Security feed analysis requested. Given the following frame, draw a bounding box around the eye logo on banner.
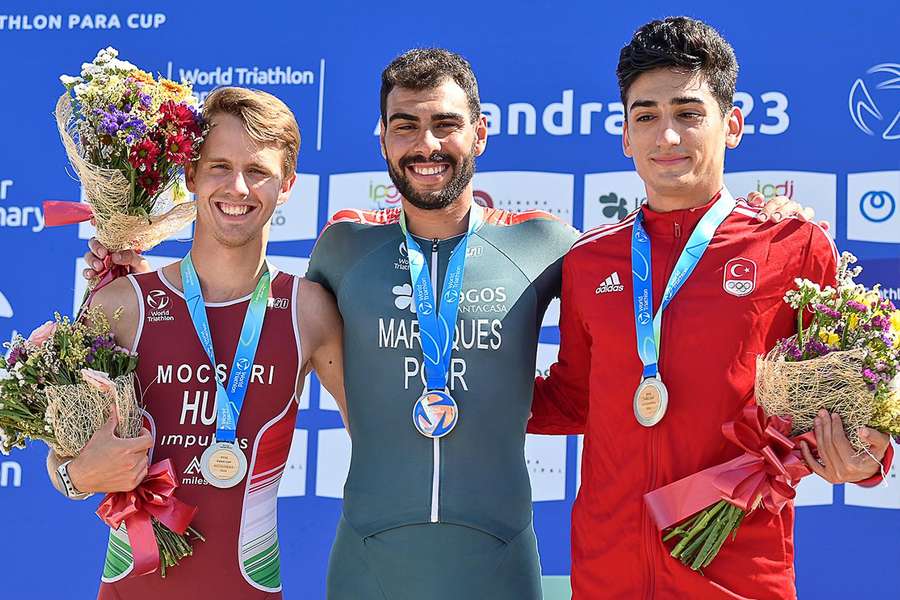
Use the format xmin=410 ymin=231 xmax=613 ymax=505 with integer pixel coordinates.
xmin=473 ymin=190 xmax=494 ymax=208
xmin=860 ymin=190 xmax=896 ymax=223
xmin=849 ymin=64 xmax=900 ymax=141
xmin=847 ymin=171 xmax=900 ymax=243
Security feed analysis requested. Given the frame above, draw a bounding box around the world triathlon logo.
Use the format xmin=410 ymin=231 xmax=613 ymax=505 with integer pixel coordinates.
xmin=859 ymin=190 xmax=896 ymax=223
xmin=849 ymin=64 xmax=900 ymax=141
xmin=146 ymin=289 xmax=170 ymax=310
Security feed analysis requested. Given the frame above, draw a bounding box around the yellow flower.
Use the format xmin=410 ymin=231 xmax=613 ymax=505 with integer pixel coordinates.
xmin=130 ymin=69 xmax=155 ymax=85
xmin=159 ymin=78 xmax=189 ymax=102
xmin=848 ymin=314 xmax=860 ymax=330
xmin=891 ymin=310 xmax=900 ymax=334
xmin=818 ymin=330 xmax=840 ymax=345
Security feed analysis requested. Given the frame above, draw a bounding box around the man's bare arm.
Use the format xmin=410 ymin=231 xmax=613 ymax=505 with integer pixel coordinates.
xmin=297 ymin=279 xmax=348 ymax=430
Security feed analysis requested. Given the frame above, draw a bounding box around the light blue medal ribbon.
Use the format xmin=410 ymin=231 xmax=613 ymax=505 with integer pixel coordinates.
xmin=400 ymin=204 xmax=483 ymax=437
xmin=631 ymin=189 xmax=736 ymax=380
xmin=180 ymin=253 xmax=271 ymax=444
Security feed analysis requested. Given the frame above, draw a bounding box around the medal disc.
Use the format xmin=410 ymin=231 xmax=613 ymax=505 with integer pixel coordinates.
xmin=412 ymin=390 xmax=459 ymax=438
xmin=200 ymin=441 xmax=248 ymax=488
xmin=634 ymin=377 xmax=668 ymax=427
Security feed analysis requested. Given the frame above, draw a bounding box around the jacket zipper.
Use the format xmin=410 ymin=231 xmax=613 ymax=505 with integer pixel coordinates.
xmin=644 ymin=218 xmax=683 ymax=600
xmin=430 ymin=238 xmax=441 ymax=523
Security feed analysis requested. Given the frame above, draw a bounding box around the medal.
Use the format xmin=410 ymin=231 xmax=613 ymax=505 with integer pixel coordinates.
xmin=181 ymin=254 xmax=271 ymax=487
xmin=412 ymin=390 xmax=459 ymax=438
xmin=630 ymin=190 xmax=736 ymax=427
xmin=200 ymin=441 xmax=249 ymax=489
xmin=400 ymin=205 xmax=483 ymax=439
xmin=633 ymin=377 xmax=668 ymax=427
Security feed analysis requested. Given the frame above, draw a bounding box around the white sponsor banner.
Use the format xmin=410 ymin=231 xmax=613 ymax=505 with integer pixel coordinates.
xmin=0 ymin=290 xmax=13 ymax=318
xmin=315 ymin=427 xmax=351 ymax=498
xmin=794 ymin=474 xmax=834 ymax=507
xmin=582 ymin=171 xmax=645 ymax=230
xmin=847 ymin=171 xmax=900 ymax=243
xmin=530 ymin=342 xmax=567 ymax=501
xmin=318 ymin=383 xmax=340 ymax=412
xmin=268 ymin=256 xmax=309 ymax=277
xmin=269 ymin=174 xmax=319 ymax=241
xmin=327 ymin=171 xmax=402 ymax=216
xmin=536 ymin=342 xmax=559 ymax=379
xmin=472 ymin=171 xmax=575 ymax=225
xmin=724 ymin=171 xmax=837 ymax=230
xmin=844 ymin=440 xmax=900 ymax=509
xmin=277 ymin=429 xmax=308 ymax=498
xmin=577 ymin=434 xmax=584 ymax=492
xmin=72 ymin=255 xmax=178 ymax=316
xmin=542 ymin=297 xmax=560 ymax=328
xmin=525 ymin=434 xmax=567 ymax=501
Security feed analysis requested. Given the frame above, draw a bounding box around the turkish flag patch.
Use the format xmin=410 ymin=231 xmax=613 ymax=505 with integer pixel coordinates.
xmin=723 ymin=257 xmax=757 ymax=297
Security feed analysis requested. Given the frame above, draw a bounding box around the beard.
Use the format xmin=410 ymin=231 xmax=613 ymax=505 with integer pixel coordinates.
xmin=386 ymin=143 xmax=476 ymax=211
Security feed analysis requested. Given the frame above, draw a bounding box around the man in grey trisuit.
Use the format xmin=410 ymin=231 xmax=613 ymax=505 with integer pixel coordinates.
xmin=308 ymin=49 xmax=577 ymax=599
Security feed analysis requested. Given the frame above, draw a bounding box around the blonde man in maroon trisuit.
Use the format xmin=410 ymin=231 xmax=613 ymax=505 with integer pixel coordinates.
xmin=47 ymin=87 xmax=345 ymax=599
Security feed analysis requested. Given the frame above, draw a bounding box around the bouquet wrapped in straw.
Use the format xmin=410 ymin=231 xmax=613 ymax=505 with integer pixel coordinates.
xmin=0 ymin=308 xmax=202 ymax=577
xmin=644 ymin=252 xmax=899 ymax=573
xmin=45 ymin=47 xmax=205 ymax=289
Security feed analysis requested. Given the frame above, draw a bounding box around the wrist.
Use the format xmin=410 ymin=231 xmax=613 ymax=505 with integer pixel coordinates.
xmin=61 ymin=458 xmax=93 ymax=498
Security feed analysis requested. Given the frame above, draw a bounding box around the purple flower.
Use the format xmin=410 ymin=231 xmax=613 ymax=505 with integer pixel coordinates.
xmin=139 ymin=93 xmax=152 ymax=108
xmin=813 ymin=303 xmax=841 ymax=320
xmin=871 ymin=316 xmax=891 ymax=331
xmin=846 ymin=300 xmax=868 ymax=312
xmin=780 ymin=338 xmax=803 ymax=361
xmin=7 ymin=346 xmax=26 ymax=365
xmin=804 ymin=340 xmax=830 ymax=358
xmin=96 ymin=105 xmax=147 ymax=138
xmin=862 ymin=368 xmax=879 ymax=391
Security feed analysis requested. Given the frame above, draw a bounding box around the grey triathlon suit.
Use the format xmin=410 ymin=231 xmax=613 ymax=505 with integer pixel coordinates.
xmin=307 ymin=206 xmax=578 ymax=600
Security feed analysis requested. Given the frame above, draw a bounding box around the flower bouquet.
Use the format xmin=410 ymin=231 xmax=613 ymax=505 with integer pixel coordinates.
xmin=643 ymin=252 xmax=899 ymax=572
xmin=0 ymin=308 xmax=202 ymax=577
xmin=45 ymin=47 xmax=205 ymax=291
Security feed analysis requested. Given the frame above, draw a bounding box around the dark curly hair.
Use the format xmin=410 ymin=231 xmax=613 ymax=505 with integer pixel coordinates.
xmin=380 ymin=48 xmax=481 ymax=125
xmin=617 ymin=17 xmax=738 ymax=117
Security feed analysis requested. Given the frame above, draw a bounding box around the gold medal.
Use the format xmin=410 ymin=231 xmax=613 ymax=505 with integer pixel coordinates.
xmin=200 ymin=441 xmax=248 ymax=488
xmin=634 ymin=376 xmax=668 ymax=427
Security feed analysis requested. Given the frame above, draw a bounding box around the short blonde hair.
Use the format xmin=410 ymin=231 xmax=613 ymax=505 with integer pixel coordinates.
xmin=202 ymin=87 xmax=300 ymax=179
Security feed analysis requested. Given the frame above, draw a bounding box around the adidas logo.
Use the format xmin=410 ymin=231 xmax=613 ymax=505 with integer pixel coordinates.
xmin=595 ymin=272 xmax=624 ymax=294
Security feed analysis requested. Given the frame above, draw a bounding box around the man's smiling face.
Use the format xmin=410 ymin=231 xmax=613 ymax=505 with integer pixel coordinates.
xmin=381 ymin=78 xmax=486 ymax=211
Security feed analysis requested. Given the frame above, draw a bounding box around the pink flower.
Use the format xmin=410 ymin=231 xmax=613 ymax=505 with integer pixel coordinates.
xmin=27 ymin=321 xmax=57 ymax=347
xmin=80 ymin=368 xmax=117 ymax=397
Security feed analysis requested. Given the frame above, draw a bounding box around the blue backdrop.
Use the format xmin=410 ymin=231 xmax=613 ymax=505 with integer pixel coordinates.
xmin=1 ymin=2 xmax=899 ymax=598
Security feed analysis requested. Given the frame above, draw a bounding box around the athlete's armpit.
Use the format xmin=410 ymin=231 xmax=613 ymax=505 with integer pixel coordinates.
xmin=297 ymin=278 xmax=348 ymax=429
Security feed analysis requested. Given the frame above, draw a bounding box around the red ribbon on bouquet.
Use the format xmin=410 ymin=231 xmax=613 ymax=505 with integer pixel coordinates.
xmin=643 ymin=405 xmax=817 ymax=530
xmin=43 ymin=201 xmax=131 ymax=295
xmin=96 ymin=459 xmax=198 ymax=577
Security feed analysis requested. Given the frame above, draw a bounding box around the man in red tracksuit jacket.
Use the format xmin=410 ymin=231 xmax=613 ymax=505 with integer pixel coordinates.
xmin=528 ymin=17 xmax=893 ymax=600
